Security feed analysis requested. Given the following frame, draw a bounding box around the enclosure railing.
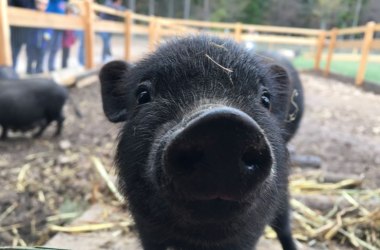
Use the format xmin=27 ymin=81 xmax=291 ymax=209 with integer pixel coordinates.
xmin=319 ymin=22 xmax=380 ymax=85
xmin=0 ymin=0 xmax=379 ymax=86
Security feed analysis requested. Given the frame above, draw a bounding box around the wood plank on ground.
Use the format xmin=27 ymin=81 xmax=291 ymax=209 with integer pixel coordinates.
xmin=19 ymin=67 xmax=100 ymax=87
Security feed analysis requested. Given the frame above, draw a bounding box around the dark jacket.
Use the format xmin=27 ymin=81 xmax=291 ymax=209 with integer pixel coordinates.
xmin=8 ymin=0 xmax=35 ymax=9
xmin=100 ymin=0 xmax=125 ymax=22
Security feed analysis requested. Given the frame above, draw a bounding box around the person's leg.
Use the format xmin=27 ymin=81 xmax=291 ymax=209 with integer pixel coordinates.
xmin=26 ymin=45 xmax=35 ymax=74
xmin=36 ymin=48 xmax=45 ymax=74
xmin=100 ymin=32 xmax=107 ymax=62
xmin=77 ymin=31 xmax=85 ymax=66
xmin=11 ymin=27 xmax=24 ymax=70
xmin=48 ymin=30 xmax=63 ymax=72
xmin=105 ymin=33 xmax=112 ymax=58
xmin=62 ymin=47 xmax=69 ymax=68
xmin=26 ymin=29 xmax=37 ymax=74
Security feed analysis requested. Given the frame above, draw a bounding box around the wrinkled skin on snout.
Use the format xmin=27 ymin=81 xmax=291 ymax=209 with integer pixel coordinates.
xmin=100 ymin=36 xmax=301 ymax=250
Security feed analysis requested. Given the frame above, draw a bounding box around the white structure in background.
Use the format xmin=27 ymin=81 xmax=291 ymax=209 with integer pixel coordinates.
xmin=245 ymin=30 xmax=258 ymax=51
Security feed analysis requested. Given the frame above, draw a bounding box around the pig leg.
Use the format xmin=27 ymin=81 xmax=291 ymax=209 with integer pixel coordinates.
xmin=139 ymin=238 xmax=166 ymax=250
xmin=33 ymin=120 xmax=50 ymax=138
xmin=1 ymin=126 xmax=8 ymax=140
xmin=137 ymin=227 xmax=166 ymax=250
xmin=54 ymin=114 xmax=65 ymax=137
xmin=270 ymin=199 xmax=297 ymax=250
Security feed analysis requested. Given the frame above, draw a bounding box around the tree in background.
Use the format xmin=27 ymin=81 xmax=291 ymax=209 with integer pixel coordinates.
xmin=313 ymin=0 xmax=346 ymax=29
xmin=360 ymin=0 xmax=380 ymax=23
xmin=207 ymin=0 xmax=246 ymax=22
xmin=313 ymin=0 xmax=369 ymax=29
xmin=241 ymin=1 xmax=268 ymax=24
xmin=94 ymin=0 xmax=377 ymax=29
xmin=264 ymin=0 xmax=309 ymax=27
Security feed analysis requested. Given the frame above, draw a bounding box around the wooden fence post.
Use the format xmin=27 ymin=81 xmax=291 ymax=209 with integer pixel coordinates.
xmin=324 ymin=28 xmax=338 ymax=77
xmin=149 ymin=16 xmax=157 ymax=51
xmin=84 ymin=0 xmax=94 ymax=69
xmin=0 ymin=1 xmax=12 ymax=67
xmin=355 ymin=21 xmax=376 ymax=86
xmin=124 ymin=10 xmax=132 ymax=61
xmin=234 ymin=22 xmax=242 ymax=42
xmin=314 ymin=31 xmax=326 ymax=71
xmin=156 ymin=18 xmax=162 ymax=43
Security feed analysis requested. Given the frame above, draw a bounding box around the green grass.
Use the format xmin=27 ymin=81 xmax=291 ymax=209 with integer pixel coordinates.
xmin=292 ymin=56 xmax=380 ymax=84
xmin=292 ymin=56 xmax=315 ymax=71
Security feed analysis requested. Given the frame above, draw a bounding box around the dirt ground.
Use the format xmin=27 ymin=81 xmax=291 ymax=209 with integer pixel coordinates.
xmin=0 ymin=72 xmax=379 ymax=248
xmin=0 ymin=82 xmax=119 ymax=245
xmin=292 ymin=73 xmax=380 ymax=189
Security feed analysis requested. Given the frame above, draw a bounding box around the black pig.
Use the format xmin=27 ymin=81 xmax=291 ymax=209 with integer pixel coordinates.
xmin=0 ymin=78 xmax=68 ymax=139
xmin=100 ymin=36 xmax=303 ymax=250
xmin=255 ymin=51 xmax=304 ymax=142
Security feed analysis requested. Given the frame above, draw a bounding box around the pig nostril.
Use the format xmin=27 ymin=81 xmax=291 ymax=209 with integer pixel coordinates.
xmin=242 ymin=147 xmax=261 ymax=171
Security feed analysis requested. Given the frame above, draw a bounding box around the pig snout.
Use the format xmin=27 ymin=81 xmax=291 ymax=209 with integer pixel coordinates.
xmin=163 ymin=107 xmax=273 ymax=201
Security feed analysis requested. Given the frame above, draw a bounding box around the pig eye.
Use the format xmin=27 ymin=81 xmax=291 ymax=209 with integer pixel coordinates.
xmin=261 ymin=91 xmax=271 ymax=109
xmin=136 ymin=88 xmax=151 ymax=105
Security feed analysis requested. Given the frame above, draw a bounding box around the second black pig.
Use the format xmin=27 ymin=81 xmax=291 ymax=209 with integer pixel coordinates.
xmin=0 ymin=78 xmax=68 ymax=139
xmin=255 ymin=50 xmax=304 ymax=142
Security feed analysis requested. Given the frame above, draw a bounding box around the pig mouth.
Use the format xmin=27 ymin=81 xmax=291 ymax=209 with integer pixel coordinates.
xmin=189 ymin=193 xmax=240 ymax=201
xmin=168 ymin=193 xmax=253 ymax=222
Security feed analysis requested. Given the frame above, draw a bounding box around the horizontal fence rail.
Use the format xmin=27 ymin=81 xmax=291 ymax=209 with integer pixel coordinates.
xmin=8 ymin=7 xmax=85 ymax=29
xmin=0 ymin=0 xmax=379 ymax=86
xmin=242 ymin=24 xmax=322 ymax=36
xmin=335 ymin=40 xmax=363 ymax=49
xmin=336 ymin=26 xmax=367 ymax=35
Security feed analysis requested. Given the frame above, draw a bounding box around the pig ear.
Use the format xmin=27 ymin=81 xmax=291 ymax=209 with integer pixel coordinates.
xmin=267 ymin=64 xmax=291 ymax=121
xmin=99 ymin=60 xmax=132 ymax=123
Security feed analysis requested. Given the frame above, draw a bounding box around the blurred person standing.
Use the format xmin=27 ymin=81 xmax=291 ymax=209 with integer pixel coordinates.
xmin=99 ymin=0 xmax=125 ymax=62
xmin=77 ymin=31 xmax=85 ymax=66
xmin=26 ymin=0 xmax=50 ymax=74
xmin=46 ymin=0 xmax=67 ymax=72
xmin=8 ymin=0 xmax=36 ymax=70
xmin=62 ymin=4 xmax=78 ymax=68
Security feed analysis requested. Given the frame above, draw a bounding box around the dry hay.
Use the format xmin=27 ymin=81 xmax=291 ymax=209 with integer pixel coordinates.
xmin=265 ymin=172 xmax=380 ymax=250
xmin=1 ymin=156 xmax=379 ymax=249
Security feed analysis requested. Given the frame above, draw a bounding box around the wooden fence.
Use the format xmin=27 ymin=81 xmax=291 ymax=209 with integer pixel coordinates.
xmin=0 ymin=0 xmax=379 ymax=86
xmin=319 ymin=22 xmax=380 ymax=85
